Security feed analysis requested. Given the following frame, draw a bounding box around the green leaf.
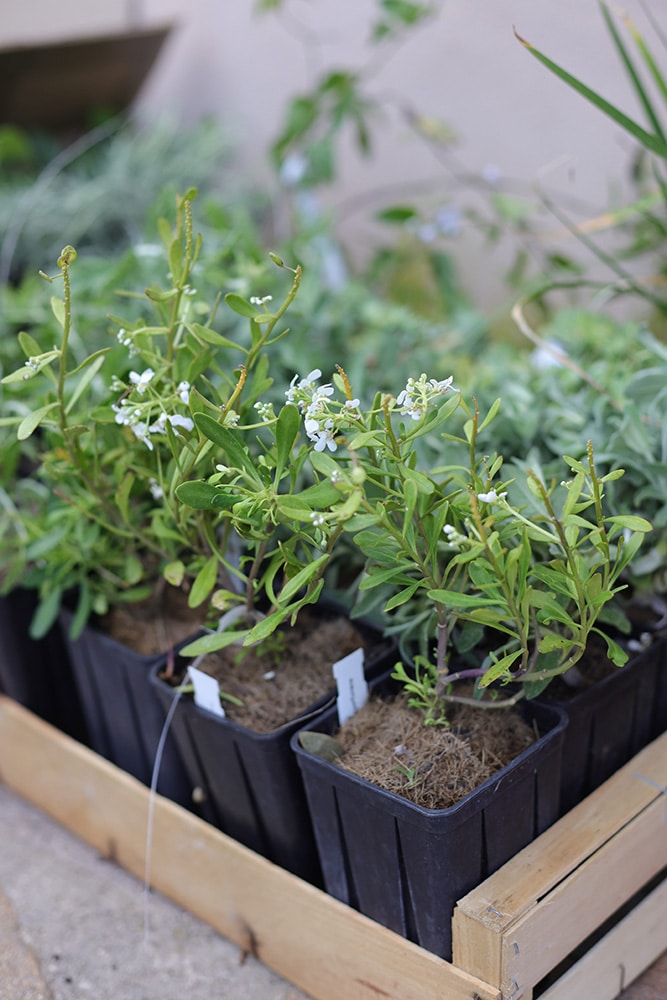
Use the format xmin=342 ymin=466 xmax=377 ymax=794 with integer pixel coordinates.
xmin=145 ymin=286 xmax=178 ymax=302
xmin=599 ymin=1 xmax=666 ymax=145
xmin=65 ymin=352 xmax=110 ymax=413
xmin=277 ymin=554 xmax=329 ymax=605
xmin=123 ymin=553 xmax=144 ymax=586
xmin=50 ymin=296 xmax=66 ymax=328
xmin=298 ymin=732 xmax=344 ymax=761
xmin=17 ymin=402 xmax=58 ymax=440
xmin=244 ymin=608 xmax=289 ymax=644
xmin=375 ymin=205 xmax=418 ymax=224
xmin=188 ymin=555 xmax=219 ymax=607
xmin=114 ymin=472 xmax=135 ymax=523
xmin=538 ymin=632 xmax=575 ymax=653
xmin=384 ymin=581 xmax=421 ymax=611
xmin=157 ymin=217 xmax=173 ymax=247
xmin=29 ymin=589 xmax=62 ymax=640
xmin=274 ymin=403 xmax=300 ymax=483
xmin=478 ymin=649 xmax=524 ymax=687
xmin=516 ymin=26 xmax=667 ymax=159
xmin=169 ymin=238 xmax=183 ymax=283
xmin=2 ymin=366 xmax=36 ymax=384
xmin=532 ymin=592 xmax=577 ymax=628
xmin=521 ymin=675 xmax=552 ymax=700
xmin=18 ymin=331 xmax=42 ymax=358
xmin=478 ymin=397 xmax=502 ymax=433
xmin=194 ymin=413 xmax=260 ymax=480
xmin=25 ymin=523 xmax=70 ymax=560
xmin=561 ymin=471 xmax=585 ymax=518
xmin=180 ymin=629 xmax=249 ymax=656
xmin=278 ymin=504 xmax=322 ymax=526
xmin=298 ymin=481 xmax=342 ymax=507
xmin=402 ymin=466 xmax=435 ymax=494
xmin=359 ymin=565 xmax=414 ymax=590
xmin=190 ymin=323 xmax=245 ymax=351
xmin=69 ymin=584 xmax=92 ymax=641
xmin=593 ymin=628 xmax=628 ymax=667
xmin=225 ymin=293 xmax=258 ymax=318
xmin=347 ymin=430 xmax=384 ymax=449
xmin=403 ymin=477 xmax=418 ymax=532
xmin=176 ymin=480 xmax=220 ymax=509
xmin=604 ymin=514 xmax=652 ymax=533
xmin=309 ymin=450 xmax=341 ymax=478
xmin=427 ymin=589 xmax=498 ymax=608
xmin=164 ymin=561 xmax=185 ymax=587
xmin=531 ymin=564 xmax=577 ymax=599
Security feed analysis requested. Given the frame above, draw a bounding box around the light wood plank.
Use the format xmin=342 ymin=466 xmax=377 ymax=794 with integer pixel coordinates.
xmin=0 ymin=696 xmax=499 ymax=1000
xmin=454 ymin=731 xmax=667 ymax=995
xmin=502 ymin=797 xmax=667 ymax=994
xmin=457 ymin=730 xmax=667 ymax=932
xmin=540 ymin=879 xmax=667 ymax=1000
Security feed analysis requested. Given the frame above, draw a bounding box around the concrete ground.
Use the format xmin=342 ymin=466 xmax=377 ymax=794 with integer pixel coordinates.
xmin=0 ymin=781 xmax=664 ymax=1000
xmin=0 ymin=784 xmax=309 ymax=1000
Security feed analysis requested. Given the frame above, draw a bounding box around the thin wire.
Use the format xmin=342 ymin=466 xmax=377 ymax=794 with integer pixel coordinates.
xmin=143 ymin=684 xmax=183 ymax=942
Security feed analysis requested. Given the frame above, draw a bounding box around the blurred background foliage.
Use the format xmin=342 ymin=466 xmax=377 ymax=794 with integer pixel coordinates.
xmin=2 ymin=0 xmax=667 ymax=601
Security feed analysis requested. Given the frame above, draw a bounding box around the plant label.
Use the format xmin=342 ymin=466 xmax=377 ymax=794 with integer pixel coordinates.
xmin=187 ymin=665 xmax=225 ymax=717
xmin=333 ymin=648 xmax=367 ymax=725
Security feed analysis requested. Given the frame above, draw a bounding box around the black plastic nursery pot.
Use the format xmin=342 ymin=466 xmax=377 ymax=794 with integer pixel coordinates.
xmin=59 ymin=609 xmax=195 ymax=809
xmin=0 ymin=590 xmax=87 ymax=741
xmin=291 ymin=671 xmax=567 ymax=962
xmin=150 ymin=615 xmax=396 ymax=885
xmin=545 ymin=635 xmax=667 ymax=814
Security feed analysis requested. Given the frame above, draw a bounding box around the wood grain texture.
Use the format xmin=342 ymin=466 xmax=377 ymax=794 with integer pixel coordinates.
xmin=0 ymin=696 xmax=499 ymax=1000
xmin=453 ymin=731 xmax=667 ymax=997
xmin=540 ymin=879 xmax=667 ymax=1000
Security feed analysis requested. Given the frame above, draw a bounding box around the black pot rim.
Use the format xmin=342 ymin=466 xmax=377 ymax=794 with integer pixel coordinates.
xmin=292 ymin=676 xmax=567 ymax=821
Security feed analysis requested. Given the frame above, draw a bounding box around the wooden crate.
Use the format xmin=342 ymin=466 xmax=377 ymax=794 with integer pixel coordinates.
xmin=0 ymin=694 xmax=665 ymax=1000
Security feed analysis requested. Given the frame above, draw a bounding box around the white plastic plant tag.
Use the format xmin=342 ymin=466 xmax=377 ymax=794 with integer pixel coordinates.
xmin=187 ymin=665 xmax=225 ymax=717
xmin=333 ymin=648 xmax=367 ymax=726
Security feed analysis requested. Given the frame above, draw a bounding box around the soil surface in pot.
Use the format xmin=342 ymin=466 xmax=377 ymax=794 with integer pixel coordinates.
xmin=98 ymin=585 xmax=208 ymax=656
xmin=332 ymin=692 xmax=538 ymax=810
xmin=161 ymin=608 xmax=380 ymax=734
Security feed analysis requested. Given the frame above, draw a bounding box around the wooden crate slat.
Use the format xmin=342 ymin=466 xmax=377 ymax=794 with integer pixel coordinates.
xmin=539 ymin=877 xmax=667 ymax=1000
xmin=453 ymin=731 xmax=667 ymax=995
xmin=0 ymin=696 xmax=499 ymax=1000
xmin=503 ymin=798 xmax=667 ymax=995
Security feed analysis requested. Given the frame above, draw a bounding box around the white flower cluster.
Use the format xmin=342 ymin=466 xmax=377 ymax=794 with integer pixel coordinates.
xmin=285 ymin=369 xmax=340 ymax=452
xmin=476 ymin=489 xmax=507 ymax=504
xmin=111 ymin=371 xmax=194 ymax=451
xmin=442 ymin=523 xmax=467 ymax=551
xmin=129 ymin=368 xmax=155 ymax=394
xmin=395 ymin=374 xmax=456 ymax=421
xmin=116 ymin=329 xmax=138 ymax=357
xmin=254 ymin=401 xmax=276 ymax=423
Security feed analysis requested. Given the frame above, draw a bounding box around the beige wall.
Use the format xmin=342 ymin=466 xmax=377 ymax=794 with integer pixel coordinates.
xmin=2 ymin=1 xmax=180 ymax=44
xmin=4 ymin=1 xmax=655 ymax=304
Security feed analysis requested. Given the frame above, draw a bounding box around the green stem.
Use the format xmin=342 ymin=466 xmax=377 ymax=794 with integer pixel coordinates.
xmin=55 ymin=247 xmax=76 ymax=438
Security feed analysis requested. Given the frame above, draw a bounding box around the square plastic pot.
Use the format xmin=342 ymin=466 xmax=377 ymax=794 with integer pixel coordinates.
xmin=544 ymin=635 xmax=667 ymax=814
xmin=291 ymin=672 xmax=567 ymax=961
xmin=59 ymin=609 xmax=195 ymax=809
xmin=0 ymin=590 xmax=87 ymax=740
xmin=150 ymin=615 xmax=396 ymax=884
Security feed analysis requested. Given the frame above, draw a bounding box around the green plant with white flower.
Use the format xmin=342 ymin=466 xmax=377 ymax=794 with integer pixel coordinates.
xmin=281 ymin=366 xmax=652 ymax=721
xmin=0 ymin=190 xmax=304 ymax=638
xmin=169 ymin=381 xmax=357 ymax=659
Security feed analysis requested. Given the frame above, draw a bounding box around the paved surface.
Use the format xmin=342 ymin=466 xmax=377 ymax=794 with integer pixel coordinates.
xmin=0 ymin=785 xmax=310 ymax=1000
xmin=0 ymin=781 xmax=665 ymax=1000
